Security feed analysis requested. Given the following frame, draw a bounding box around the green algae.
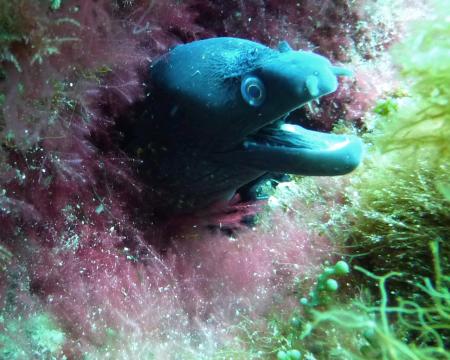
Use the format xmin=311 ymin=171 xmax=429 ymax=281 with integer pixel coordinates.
xmin=308 ymin=239 xmax=449 ymax=360
xmin=346 ymin=0 xmax=450 ymax=285
xmin=0 ymin=312 xmax=66 ymax=360
xmin=304 ymin=5 xmax=450 ymax=358
xmin=312 ymin=3 xmax=449 ymax=357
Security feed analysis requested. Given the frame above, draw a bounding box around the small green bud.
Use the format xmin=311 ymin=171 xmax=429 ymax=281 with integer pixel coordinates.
xmin=360 ymin=344 xmax=380 ymax=357
xmin=299 ymin=297 xmax=308 ymax=305
xmin=277 ymin=350 xmax=289 ymax=360
xmin=287 ymin=349 xmax=302 ymax=359
xmin=334 ymin=261 xmax=350 ymax=275
xmin=325 ymin=278 xmax=339 ymax=292
xmin=363 ymin=328 xmax=376 ymax=343
xmin=290 ymin=317 xmax=302 ymax=328
xmin=360 ymin=345 xmax=372 ymax=356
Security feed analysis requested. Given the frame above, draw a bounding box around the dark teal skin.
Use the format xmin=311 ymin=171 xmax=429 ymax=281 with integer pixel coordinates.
xmin=134 ymin=37 xmax=363 ymax=212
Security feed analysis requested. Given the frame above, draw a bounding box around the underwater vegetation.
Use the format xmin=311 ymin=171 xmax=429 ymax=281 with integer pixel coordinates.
xmin=218 ymin=2 xmax=449 ymax=359
xmin=336 ymin=4 xmax=450 ymax=357
xmin=347 ymin=2 xmax=450 ymax=280
xmin=1 ymin=0 xmax=446 ymax=359
xmin=1 ymin=312 xmax=65 ymax=359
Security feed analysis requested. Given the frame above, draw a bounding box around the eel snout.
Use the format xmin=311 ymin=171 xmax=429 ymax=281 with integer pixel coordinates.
xmin=305 ymin=65 xmax=353 ymax=98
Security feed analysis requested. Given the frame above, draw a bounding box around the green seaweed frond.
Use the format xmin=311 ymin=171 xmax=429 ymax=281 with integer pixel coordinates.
xmin=342 ymin=0 xmax=450 ymax=289
xmin=310 ymin=239 xmax=449 ymax=360
xmin=373 ymin=3 xmax=450 ymax=161
xmin=346 ymin=162 xmax=449 ymax=278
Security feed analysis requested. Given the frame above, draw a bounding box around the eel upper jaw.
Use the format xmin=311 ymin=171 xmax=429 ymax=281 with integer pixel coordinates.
xmin=216 ymin=118 xmax=364 ymax=176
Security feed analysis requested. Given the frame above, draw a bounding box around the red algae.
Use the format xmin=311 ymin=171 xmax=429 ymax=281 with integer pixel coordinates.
xmin=0 ymin=0 xmax=423 ymax=357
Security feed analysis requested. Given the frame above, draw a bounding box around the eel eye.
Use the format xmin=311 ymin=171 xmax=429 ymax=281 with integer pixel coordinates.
xmin=241 ymin=76 xmax=266 ymax=107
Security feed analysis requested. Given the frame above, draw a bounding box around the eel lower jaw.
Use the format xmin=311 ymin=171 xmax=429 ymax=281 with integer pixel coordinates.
xmin=221 ymin=123 xmax=364 ymax=176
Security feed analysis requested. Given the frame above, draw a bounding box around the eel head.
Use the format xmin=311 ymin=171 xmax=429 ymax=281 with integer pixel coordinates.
xmin=214 ymin=40 xmax=363 ymax=176
xmin=149 ymin=37 xmax=363 ymax=192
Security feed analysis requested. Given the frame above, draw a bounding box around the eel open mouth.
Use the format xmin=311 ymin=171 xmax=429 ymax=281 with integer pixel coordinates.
xmin=226 ymin=119 xmax=364 ymax=176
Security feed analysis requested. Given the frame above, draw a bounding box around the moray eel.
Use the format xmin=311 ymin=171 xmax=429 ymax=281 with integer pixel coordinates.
xmin=132 ymin=37 xmax=363 ymax=212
